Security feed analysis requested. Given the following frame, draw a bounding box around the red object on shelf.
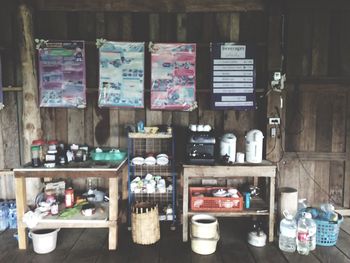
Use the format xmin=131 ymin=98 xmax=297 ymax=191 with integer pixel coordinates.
xmin=65 ymin=187 xmax=74 ymax=208
xmin=190 ymin=187 xmax=243 ymax=212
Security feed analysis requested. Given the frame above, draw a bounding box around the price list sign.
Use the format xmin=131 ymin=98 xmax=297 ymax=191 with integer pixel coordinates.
xmin=211 ymin=43 xmax=256 ymax=110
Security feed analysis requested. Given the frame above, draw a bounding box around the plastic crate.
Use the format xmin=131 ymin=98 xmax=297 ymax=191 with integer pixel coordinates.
xmin=315 ymin=213 xmax=343 ymax=246
xmin=190 ymin=187 xmax=243 ymax=212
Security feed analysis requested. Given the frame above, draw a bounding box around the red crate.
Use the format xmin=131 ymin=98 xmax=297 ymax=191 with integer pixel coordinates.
xmin=190 ymin=187 xmax=243 ymax=212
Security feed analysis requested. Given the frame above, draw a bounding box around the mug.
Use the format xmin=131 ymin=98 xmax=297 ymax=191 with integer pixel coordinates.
xmin=189 ymin=124 xmax=197 ymax=132
xmin=236 ymin=152 xmax=245 ymax=163
xmin=197 ymin=125 xmax=204 ymax=132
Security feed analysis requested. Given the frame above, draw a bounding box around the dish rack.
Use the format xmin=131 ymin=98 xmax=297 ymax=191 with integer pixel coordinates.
xmin=127 ymin=132 xmax=176 ymax=230
xmin=190 ymin=187 xmax=243 ymax=212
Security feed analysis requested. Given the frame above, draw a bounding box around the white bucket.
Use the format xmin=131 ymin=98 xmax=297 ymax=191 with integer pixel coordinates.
xmin=191 ymin=214 xmax=218 ymax=239
xmin=29 ymin=228 xmax=60 ymax=254
xmin=191 ymin=233 xmax=220 ymax=255
xmin=278 ymin=187 xmax=298 ymax=220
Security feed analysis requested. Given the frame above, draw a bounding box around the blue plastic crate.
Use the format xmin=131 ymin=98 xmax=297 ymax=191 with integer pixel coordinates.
xmin=315 ymin=213 xmax=343 ymax=246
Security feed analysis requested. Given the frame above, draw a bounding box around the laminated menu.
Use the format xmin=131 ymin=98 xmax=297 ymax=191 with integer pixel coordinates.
xmin=211 ymin=43 xmax=256 ymax=110
xmin=150 ymin=43 xmax=196 ymax=111
xmin=98 ymin=41 xmax=145 ymax=108
xmin=38 ymin=41 xmax=86 ymax=108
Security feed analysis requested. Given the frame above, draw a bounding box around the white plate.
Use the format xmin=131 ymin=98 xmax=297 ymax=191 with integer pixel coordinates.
xmin=144 ymin=156 xmax=156 ymax=165
xmin=156 ymin=157 xmax=169 ymax=165
xmin=132 ymin=157 xmax=144 ymax=165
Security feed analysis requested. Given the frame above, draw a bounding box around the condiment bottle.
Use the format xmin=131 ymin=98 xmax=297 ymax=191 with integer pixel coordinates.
xmin=32 ymin=139 xmax=46 ymax=164
xmin=65 ymin=187 xmax=74 ymax=208
xmin=31 ymin=145 xmax=41 ymax=167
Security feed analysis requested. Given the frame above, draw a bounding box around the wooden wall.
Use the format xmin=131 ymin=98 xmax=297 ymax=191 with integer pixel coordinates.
xmin=1 ymin=1 xmax=350 ymax=208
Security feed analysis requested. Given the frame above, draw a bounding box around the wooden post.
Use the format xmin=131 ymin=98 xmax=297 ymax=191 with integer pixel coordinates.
xmin=18 ymin=1 xmax=43 ymax=205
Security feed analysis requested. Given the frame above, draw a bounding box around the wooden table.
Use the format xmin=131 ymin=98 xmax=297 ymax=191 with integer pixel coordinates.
xmin=13 ymin=159 xmax=127 ymax=250
xmin=182 ymin=161 xmax=276 ymax=242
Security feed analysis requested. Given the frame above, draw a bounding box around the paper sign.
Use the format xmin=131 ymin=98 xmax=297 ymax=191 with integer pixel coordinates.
xmin=38 ymin=41 xmax=86 ymax=108
xmin=98 ymin=41 xmax=145 ymax=108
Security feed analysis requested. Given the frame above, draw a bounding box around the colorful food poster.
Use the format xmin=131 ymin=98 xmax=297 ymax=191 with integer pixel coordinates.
xmin=0 ymin=54 xmax=3 ymax=108
xmin=211 ymin=43 xmax=256 ymax=110
xmin=150 ymin=43 xmax=196 ymax=111
xmin=38 ymin=41 xmax=86 ymax=108
xmin=98 ymin=41 xmax=145 ymax=108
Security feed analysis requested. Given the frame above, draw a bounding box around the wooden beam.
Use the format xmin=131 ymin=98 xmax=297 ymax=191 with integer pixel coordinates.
xmin=283 ymin=151 xmax=346 ymax=161
xmin=34 ymin=0 xmax=265 ymax=12
xmin=286 ymin=0 xmax=350 ymax=11
xmin=18 ymin=1 xmax=42 ymax=163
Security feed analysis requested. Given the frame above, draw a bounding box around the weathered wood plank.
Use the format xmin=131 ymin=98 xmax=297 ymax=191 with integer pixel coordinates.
xmin=0 ymin=171 xmax=15 ymax=199
xmin=335 ymin=230 xmax=350 ymax=259
xmin=339 ymin=12 xmax=350 ymax=76
xmin=314 ymin=161 xmax=330 ymax=205
xmin=315 ymin=93 xmax=333 ymax=152
xmin=298 ymin=161 xmax=315 ymax=205
xmin=279 ymin=159 xmax=299 ymax=191
xmin=312 ymin=245 xmax=350 ymax=263
xmin=343 ymin=92 xmax=350 ymax=207
xmin=341 ymin=217 xmax=350 ymax=235
xmin=34 ymin=0 xmax=265 ymax=12
xmin=329 ymin=161 xmax=345 ymax=206
xmin=67 ymin=109 xmax=85 ymax=144
xmin=298 ymin=91 xmax=316 ymax=151
xmin=311 ymin=12 xmax=330 ymax=76
xmin=331 ymin=93 xmax=346 ymax=153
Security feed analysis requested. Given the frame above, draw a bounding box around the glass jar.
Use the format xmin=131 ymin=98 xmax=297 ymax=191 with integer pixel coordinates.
xmin=31 ymin=145 xmax=41 ymax=167
xmin=32 ymin=139 xmax=46 ymax=164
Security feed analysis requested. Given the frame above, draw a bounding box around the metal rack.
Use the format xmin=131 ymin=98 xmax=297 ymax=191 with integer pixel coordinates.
xmin=128 ymin=132 xmax=176 ymax=230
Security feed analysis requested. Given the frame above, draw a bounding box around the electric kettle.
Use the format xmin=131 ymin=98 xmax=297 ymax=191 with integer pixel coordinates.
xmin=245 ymin=129 xmax=264 ymax=163
xmin=220 ymin=133 xmax=237 ymax=163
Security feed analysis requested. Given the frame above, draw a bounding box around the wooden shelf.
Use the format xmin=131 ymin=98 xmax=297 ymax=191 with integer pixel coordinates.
xmin=188 ymin=210 xmax=269 ymax=216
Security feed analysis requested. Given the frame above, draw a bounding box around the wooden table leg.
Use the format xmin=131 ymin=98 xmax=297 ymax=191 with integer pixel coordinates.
xmin=109 ymin=177 xmax=118 ymax=250
xmin=269 ymin=176 xmax=275 ymax=242
xmin=15 ymin=176 xmax=27 ymax=249
xmin=182 ymin=171 xmax=189 ymax=242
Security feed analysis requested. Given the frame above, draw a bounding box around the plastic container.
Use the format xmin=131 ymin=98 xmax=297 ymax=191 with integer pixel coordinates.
xmin=279 ymin=211 xmax=297 ymax=253
xmin=315 ymin=213 xmax=343 ymax=246
xmin=191 ymin=214 xmax=218 ymax=239
xmin=305 ymin=212 xmax=316 ymax=251
xmin=245 ymin=129 xmax=264 ymax=163
xmin=90 ymin=149 xmax=127 ymax=162
xmin=191 ymin=232 xmax=220 ymax=255
xmin=29 ymin=229 xmax=60 ymax=254
xmin=297 ymin=213 xmax=310 ymax=255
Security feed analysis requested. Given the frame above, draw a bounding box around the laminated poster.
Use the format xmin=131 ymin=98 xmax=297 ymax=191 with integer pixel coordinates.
xmin=211 ymin=43 xmax=256 ymax=110
xmin=98 ymin=41 xmax=145 ymax=108
xmin=38 ymin=41 xmax=86 ymax=108
xmin=151 ymin=43 xmax=196 ymax=111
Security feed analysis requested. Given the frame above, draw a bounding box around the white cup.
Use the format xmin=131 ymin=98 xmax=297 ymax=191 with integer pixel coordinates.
xmin=236 ymin=152 xmax=245 ymax=163
xmin=203 ymin=125 xmax=212 ymax=132
xmin=189 ymin=124 xmax=197 ymax=132
xmin=197 ymin=125 xmax=204 ymax=132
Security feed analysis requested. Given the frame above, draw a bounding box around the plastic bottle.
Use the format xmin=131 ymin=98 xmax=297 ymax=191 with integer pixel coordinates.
xmin=295 ymin=199 xmax=307 ymax=221
xmin=304 ymin=212 xmax=316 ymax=251
xmin=8 ymin=202 xmax=17 ymax=229
xmin=297 ymin=213 xmax=310 ymax=255
xmin=0 ymin=203 xmax=9 ymax=231
xmin=279 ymin=210 xmax=297 ymax=252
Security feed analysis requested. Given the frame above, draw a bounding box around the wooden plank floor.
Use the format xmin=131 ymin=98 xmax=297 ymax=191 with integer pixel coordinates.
xmin=0 ymin=218 xmax=349 ymax=263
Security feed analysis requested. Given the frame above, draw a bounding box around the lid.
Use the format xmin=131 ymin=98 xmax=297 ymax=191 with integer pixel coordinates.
xmin=304 ymin=212 xmax=312 ymax=219
xmin=222 ymin=133 xmax=237 ymax=142
xmin=48 ymin=140 xmax=58 ymax=145
xmin=31 ymin=145 xmax=40 ymax=150
xmin=32 ymin=139 xmax=46 ymax=146
xmin=246 ymin=129 xmax=264 ymax=139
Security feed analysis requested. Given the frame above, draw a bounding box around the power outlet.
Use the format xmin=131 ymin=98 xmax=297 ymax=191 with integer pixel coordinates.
xmin=269 ymin=118 xmax=280 ymax=125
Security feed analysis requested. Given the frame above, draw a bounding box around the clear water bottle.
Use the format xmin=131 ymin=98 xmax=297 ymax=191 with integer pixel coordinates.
xmin=0 ymin=203 xmax=9 ymax=231
xmin=279 ymin=210 xmax=297 ymax=253
xmin=304 ymin=212 xmax=316 ymax=251
xmin=8 ymin=202 xmax=17 ymax=229
xmin=297 ymin=213 xmax=310 ymax=255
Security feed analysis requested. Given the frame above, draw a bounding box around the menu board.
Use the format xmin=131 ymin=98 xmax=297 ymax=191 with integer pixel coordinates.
xmin=150 ymin=43 xmax=196 ymax=111
xmin=98 ymin=42 xmax=145 ymax=108
xmin=38 ymin=41 xmax=86 ymax=108
xmin=211 ymin=43 xmax=256 ymax=110
xmin=0 ymin=54 xmax=3 ymax=108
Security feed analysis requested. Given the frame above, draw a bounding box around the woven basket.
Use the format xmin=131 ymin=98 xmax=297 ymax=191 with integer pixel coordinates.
xmin=131 ymin=202 xmax=160 ymax=245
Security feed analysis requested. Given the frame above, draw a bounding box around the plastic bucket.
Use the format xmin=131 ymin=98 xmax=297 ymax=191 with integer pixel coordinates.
xmin=191 ymin=214 xmax=218 ymax=239
xmin=29 ymin=228 xmax=60 ymax=254
xmin=278 ymin=187 xmax=298 ymax=220
xmin=191 ymin=232 xmax=220 ymax=255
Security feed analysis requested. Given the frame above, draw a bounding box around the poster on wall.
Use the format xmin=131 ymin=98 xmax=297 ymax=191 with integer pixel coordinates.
xmin=211 ymin=43 xmax=256 ymax=110
xmin=150 ymin=43 xmax=196 ymax=111
xmin=0 ymin=54 xmax=3 ymax=109
xmin=37 ymin=40 xmax=86 ymax=108
xmin=98 ymin=41 xmax=145 ymax=108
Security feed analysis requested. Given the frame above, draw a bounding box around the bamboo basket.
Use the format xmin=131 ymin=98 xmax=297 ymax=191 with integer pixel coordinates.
xmin=131 ymin=202 xmax=160 ymax=245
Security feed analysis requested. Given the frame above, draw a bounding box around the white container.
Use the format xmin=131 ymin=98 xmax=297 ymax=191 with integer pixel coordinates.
xmin=245 ymin=129 xmax=264 ymax=163
xmin=29 ymin=228 xmax=60 ymax=254
xmin=191 ymin=233 xmax=220 ymax=255
xmin=191 ymin=214 xmax=218 ymax=239
xmin=279 ymin=211 xmax=297 ymax=253
xmin=220 ymin=133 xmax=237 ymax=163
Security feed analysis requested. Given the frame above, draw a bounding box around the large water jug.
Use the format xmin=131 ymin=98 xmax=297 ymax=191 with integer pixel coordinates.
xmin=304 ymin=212 xmax=316 ymax=251
xmin=0 ymin=203 xmax=9 ymax=231
xmin=279 ymin=210 xmax=297 ymax=253
xmin=8 ymin=202 xmax=17 ymax=229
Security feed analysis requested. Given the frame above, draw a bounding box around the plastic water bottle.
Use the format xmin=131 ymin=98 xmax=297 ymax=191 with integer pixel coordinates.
xmin=297 ymin=213 xmax=310 ymax=255
xmin=0 ymin=203 xmax=9 ymax=231
xmin=8 ymin=202 xmax=17 ymax=229
xmin=279 ymin=211 xmax=297 ymax=252
xmin=304 ymin=212 xmax=316 ymax=251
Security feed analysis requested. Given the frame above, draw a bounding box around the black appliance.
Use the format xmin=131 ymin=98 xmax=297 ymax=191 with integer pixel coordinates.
xmin=186 ymin=131 xmax=216 ymax=165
